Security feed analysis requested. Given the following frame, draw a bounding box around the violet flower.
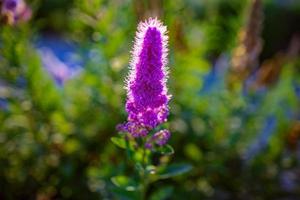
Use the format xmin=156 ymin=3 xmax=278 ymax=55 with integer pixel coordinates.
xmin=118 ymin=18 xmax=171 ymax=142
xmin=3 ymin=0 xmax=18 ymax=11
xmin=1 ymin=0 xmax=31 ymax=25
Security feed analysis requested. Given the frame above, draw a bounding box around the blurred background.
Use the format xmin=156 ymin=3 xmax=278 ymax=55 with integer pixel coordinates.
xmin=0 ymin=0 xmax=300 ymax=199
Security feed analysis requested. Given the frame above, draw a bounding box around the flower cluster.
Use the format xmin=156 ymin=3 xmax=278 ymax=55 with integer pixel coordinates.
xmin=1 ymin=0 xmax=31 ymax=25
xmin=145 ymin=129 xmax=171 ymax=149
xmin=117 ymin=18 xmax=171 ymax=147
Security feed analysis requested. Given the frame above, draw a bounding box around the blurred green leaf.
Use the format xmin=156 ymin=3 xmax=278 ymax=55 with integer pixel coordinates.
xmin=134 ymin=163 xmax=144 ymax=173
xmin=157 ymin=145 xmax=174 ymax=155
xmin=149 ymin=186 xmax=174 ymax=200
xmin=145 ymin=165 xmax=157 ymax=175
xmin=184 ymin=143 xmax=202 ymax=162
xmin=111 ymin=175 xmax=138 ymax=191
xmin=111 ymin=137 xmax=126 ymax=149
xmin=157 ymin=164 xmax=193 ymax=179
xmin=111 ymin=187 xmax=138 ymax=200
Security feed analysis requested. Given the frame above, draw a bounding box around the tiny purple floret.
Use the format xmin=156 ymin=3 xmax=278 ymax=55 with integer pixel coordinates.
xmin=153 ymin=129 xmax=171 ymax=146
xmin=145 ymin=129 xmax=171 ymax=149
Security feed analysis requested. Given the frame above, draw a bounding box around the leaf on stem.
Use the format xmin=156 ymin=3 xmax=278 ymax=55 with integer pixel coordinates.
xmin=111 ymin=187 xmax=139 ymax=200
xmin=156 ymin=163 xmax=192 ymax=179
xmin=111 ymin=175 xmax=139 ymax=191
xmin=157 ymin=144 xmax=174 ymax=155
xmin=149 ymin=186 xmax=174 ymax=200
xmin=111 ymin=137 xmax=127 ymax=149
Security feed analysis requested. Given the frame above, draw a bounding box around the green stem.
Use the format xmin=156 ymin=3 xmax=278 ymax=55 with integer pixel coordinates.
xmin=141 ymin=171 xmax=147 ymax=200
xmin=125 ymin=136 xmax=132 ymax=164
xmin=140 ymin=138 xmax=148 ymax=200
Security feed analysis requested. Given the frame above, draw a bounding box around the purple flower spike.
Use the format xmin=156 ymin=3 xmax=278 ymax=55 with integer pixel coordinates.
xmin=118 ymin=18 xmax=171 ymax=137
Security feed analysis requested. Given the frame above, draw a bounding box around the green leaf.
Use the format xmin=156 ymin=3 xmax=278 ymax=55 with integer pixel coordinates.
xmin=184 ymin=143 xmax=202 ymax=162
xmin=145 ymin=165 xmax=156 ymax=175
xmin=149 ymin=186 xmax=174 ymax=200
xmin=112 ymin=187 xmax=139 ymax=200
xmin=111 ymin=176 xmax=138 ymax=191
xmin=157 ymin=145 xmax=174 ymax=155
xmin=134 ymin=163 xmax=144 ymax=173
xmin=111 ymin=137 xmax=126 ymax=149
xmin=157 ymin=163 xmax=192 ymax=179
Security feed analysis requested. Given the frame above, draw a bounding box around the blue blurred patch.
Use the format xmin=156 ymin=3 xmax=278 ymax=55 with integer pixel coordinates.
xmin=0 ymin=98 xmax=8 ymax=111
xmin=35 ymin=35 xmax=83 ymax=85
xmin=243 ymin=115 xmax=277 ymax=162
xmin=199 ymin=54 xmax=229 ymax=95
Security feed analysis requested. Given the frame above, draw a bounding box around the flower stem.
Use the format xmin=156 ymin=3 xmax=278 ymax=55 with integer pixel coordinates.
xmin=141 ymin=172 xmax=147 ymax=200
xmin=140 ymin=138 xmax=148 ymax=200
